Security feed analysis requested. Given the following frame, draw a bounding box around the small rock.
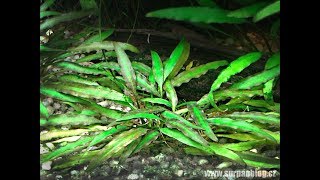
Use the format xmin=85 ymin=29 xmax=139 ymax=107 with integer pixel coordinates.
xmin=250 ymin=149 xmax=258 ymax=153
xmin=47 ymin=106 xmax=54 ymax=115
xmin=45 ymin=142 xmax=55 ymax=150
xmin=56 ymin=175 xmax=63 ymax=179
xmin=127 ymin=173 xmax=139 ymax=180
xmin=216 ymin=162 xmax=233 ymax=169
xmin=70 ymin=170 xmax=78 ymax=175
xmin=53 ymin=103 xmax=61 ymax=110
xmin=109 ymin=160 xmax=119 ymax=167
xmin=175 ymin=170 xmax=184 ymax=177
xmin=40 ymin=144 xmax=49 ymax=154
xmin=55 ymin=111 xmax=63 ymax=115
xmin=198 ymin=159 xmax=208 ymax=165
xmin=46 ymin=97 xmax=53 ymax=104
xmin=160 ymin=161 xmax=170 ymax=168
xmin=154 ymin=153 xmax=166 ymax=162
xmin=41 ymin=161 xmax=52 ymax=170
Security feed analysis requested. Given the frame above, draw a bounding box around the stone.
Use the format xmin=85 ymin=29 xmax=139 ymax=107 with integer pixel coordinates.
xmin=70 ymin=170 xmax=78 ymax=175
xmin=175 ymin=170 xmax=184 ymax=177
xmin=198 ymin=159 xmax=209 ymax=165
xmin=41 ymin=161 xmax=52 ymax=170
xmin=127 ymin=173 xmax=139 ymax=180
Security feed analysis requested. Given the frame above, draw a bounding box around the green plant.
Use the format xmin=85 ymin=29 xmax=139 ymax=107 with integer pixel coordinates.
xmin=40 ymin=0 xmax=280 ymax=173
xmin=40 ymin=35 xmax=280 ymax=171
xmin=146 ymin=0 xmax=280 ymax=23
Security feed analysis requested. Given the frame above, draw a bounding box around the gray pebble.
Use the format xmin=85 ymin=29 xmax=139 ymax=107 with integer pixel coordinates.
xmin=198 ymin=159 xmax=209 ymax=165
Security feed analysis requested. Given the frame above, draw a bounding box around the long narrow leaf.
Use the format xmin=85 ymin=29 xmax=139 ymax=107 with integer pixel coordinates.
xmin=253 ymin=1 xmax=280 ymax=22
xmin=172 ymin=60 xmax=228 ymax=87
xmin=207 ymin=118 xmax=277 ymax=142
xmin=132 ymin=130 xmax=160 ymax=154
xmin=163 ymin=39 xmax=189 ymax=80
xmin=151 ymin=51 xmax=164 ymax=95
xmin=87 ymin=128 xmax=148 ymax=171
xmin=189 ymin=104 xmax=218 ymax=142
xmin=146 ymin=7 xmax=246 ymax=24
xmin=164 ymin=80 xmax=178 ymax=111
xmin=166 ymin=121 xmax=208 ymax=145
xmin=230 ymin=65 xmax=280 ymax=90
xmin=161 ymin=111 xmax=203 ymax=130
xmin=114 ymin=42 xmax=137 ymax=94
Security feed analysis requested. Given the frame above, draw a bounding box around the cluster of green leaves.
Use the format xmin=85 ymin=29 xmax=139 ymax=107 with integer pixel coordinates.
xmin=40 ymin=34 xmax=280 ymax=171
xmin=40 ymin=0 xmax=280 ymax=172
xmin=146 ymin=0 xmax=280 ymax=23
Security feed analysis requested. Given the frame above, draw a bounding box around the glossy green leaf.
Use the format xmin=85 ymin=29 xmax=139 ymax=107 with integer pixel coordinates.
xmin=83 ymin=102 xmax=123 ymax=119
xmin=136 ymin=72 xmax=161 ymax=97
xmin=161 ymin=111 xmax=203 ymax=130
xmin=40 ymin=45 xmax=63 ymax=52
xmin=52 ymin=150 xmax=98 ymax=170
xmin=114 ymin=42 xmax=137 ymax=94
xmin=45 ymin=113 xmax=107 ymax=126
xmin=133 ymin=130 xmax=160 ymax=154
xmin=216 ymin=133 xmax=262 ymax=141
xmin=40 ymin=0 xmax=55 ymax=12
xmin=230 ymin=65 xmax=280 ymax=90
xmin=88 ymin=125 xmax=128 ymax=147
xmin=132 ymin=61 xmax=152 ymax=76
xmin=75 ymin=52 xmax=116 ymax=63
xmin=210 ymin=52 xmax=262 ymax=92
xmin=40 ymin=86 xmax=88 ymax=104
xmin=265 ymin=52 xmax=280 ymax=70
xmin=253 ymin=1 xmax=280 ymax=22
xmin=41 ymin=136 xmax=94 ymax=163
xmin=40 ymin=10 xmax=94 ymax=31
xmin=40 ymin=11 xmax=61 ymax=19
xmin=119 ymin=138 xmax=141 ymax=161
xmin=222 ymin=140 xmax=266 ymax=151
xmin=243 ymin=100 xmax=280 ymax=112
xmin=237 ymin=152 xmax=280 ymax=168
xmin=151 ymin=51 xmax=164 ymax=95
xmin=166 ymin=121 xmax=208 ymax=145
xmin=56 ymin=61 xmax=111 ymax=76
xmin=208 ymin=143 xmax=245 ymax=164
xmin=164 ymin=80 xmax=178 ymax=111
xmin=71 ymin=41 xmax=139 ymax=53
xmin=41 ymin=129 xmax=91 ymax=141
xmin=59 ymin=74 xmax=99 ymax=86
xmin=45 ymin=82 xmax=127 ymax=102
xmin=159 ymin=128 xmax=204 ymax=150
xmin=141 ymin=98 xmax=172 ymax=107
xmin=165 ymin=39 xmax=190 ymax=80
xmin=172 ymin=60 xmax=228 ymax=87
xmin=40 ymin=100 xmax=49 ymax=119
xmin=40 ymin=118 xmax=47 ymax=126
xmin=198 ymin=89 xmax=263 ymax=106
xmin=207 ymin=118 xmax=277 ymax=142
xmin=87 ymin=128 xmax=148 ymax=171
xmin=184 ymin=147 xmax=211 ymax=155
xmin=189 ymin=104 xmax=218 ymax=142
xmin=263 ymin=79 xmax=274 ymax=103
xmin=228 ymin=1 xmax=269 ymax=18
xmin=116 ymin=112 xmax=161 ymax=122
xmin=146 ymin=7 xmax=246 ymax=24
xmin=222 ymin=112 xmax=280 ymax=126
